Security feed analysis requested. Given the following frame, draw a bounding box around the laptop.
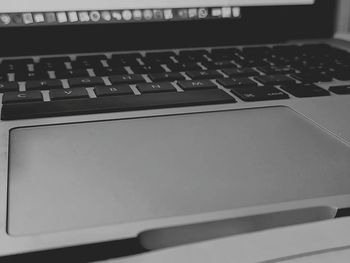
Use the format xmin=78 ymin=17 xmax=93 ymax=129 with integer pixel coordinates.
xmin=1 ymin=0 xmax=350 ymax=261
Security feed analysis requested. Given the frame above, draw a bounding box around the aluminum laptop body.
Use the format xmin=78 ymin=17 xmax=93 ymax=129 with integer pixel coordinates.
xmin=1 ymin=0 xmax=350 ymax=261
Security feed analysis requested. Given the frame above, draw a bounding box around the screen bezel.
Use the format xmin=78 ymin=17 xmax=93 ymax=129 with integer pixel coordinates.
xmin=0 ymin=0 xmax=336 ymax=57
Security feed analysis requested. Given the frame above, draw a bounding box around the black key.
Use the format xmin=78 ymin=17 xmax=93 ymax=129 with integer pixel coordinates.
xmin=211 ymin=48 xmax=241 ymax=56
xmin=130 ymin=65 xmax=165 ymax=74
xmin=166 ymin=62 xmax=202 ymax=71
xmin=177 ymin=80 xmax=217 ymax=90
xmin=217 ymin=78 xmax=258 ymax=88
xmin=279 ymin=84 xmax=330 ymax=98
xmin=176 ymin=50 xmax=210 ymax=63
xmin=178 ymin=50 xmax=209 ymax=61
xmin=68 ymin=77 xmax=104 ymax=88
xmin=231 ymin=86 xmax=289 ymax=102
xmin=70 ymin=61 xmax=104 ymax=70
xmin=0 ymin=82 xmax=19 ymax=93
xmin=329 ymin=85 xmax=350 ymax=95
xmin=144 ymin=51 xmax=175 ymax=64
xmin=234 ymin=58 xmax=270 ymax=67
xmin=2 ymin=89 xmax=236 ymax=120
xmin=254 ymin=75 xmax=296 ymax=85
xmin=291 ymin=71 xmax=332 ymax=83
xmin=136 ymin=82 xmax=176 ymax=93
xmin=1 ymin=59 xmax=34 ymax=72
xmin=14 ymin=71 xmax=50 ymax=81
xmin=222 ymin=68 xmax=259 ymax=77
xmin=0 ymin=74 xmax=9 ymax=82
xmin=109 ymin=74 xmax=145 ymax=85
xmin=332 ymin=69 xmax=350 ymax=81
xmin=75 ymin=55 xmax=107 ymax=62
xmin=55 ymin=69 xmax=89 ymax=79
xmin=179 ymin=49 xmax=209 ymax=56
xmin=141 ymin=57 xmax=173 ymax=65
xmin=242 ymin=46 xmax=272 ymax=58
xmin=40 ymin=56 xmax=71 ymax=63
xmin=50 ymin=88 xmax=89 ymax=101
xmin=34 ymin=61 xmax=67 ymax=72
xmin=185 ymin=70 xmax=223 ymax=80
xmin=93 ymin=66 xmax=127 ymax=76
xmin=110 ymin=53 xmax=141 ymax=66
xmin=2 ymin=90 xmax=43 ymax=104
xmin=148 ymin=72 xmax=185 ymax=82
xmin=201 ymin=60 xmax=236 ymax=70
xmin=272 ymin=45 xmax=301 ymax=57
xmin=26 ymin=80 xmax=63 ymax=90
xmin=94 ymin=85 xmax=134 ymax=97
xmin=145 ymin=51 xmax=176 ymax=59
xmin=2 ymin=58 xmax=34 ymax=65
xmin=257 ymin=66 xmax=295 ymax=75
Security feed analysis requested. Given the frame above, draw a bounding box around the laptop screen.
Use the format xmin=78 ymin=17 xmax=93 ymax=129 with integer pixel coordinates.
xmin=0 ymin=0 xmax=314 ymax=27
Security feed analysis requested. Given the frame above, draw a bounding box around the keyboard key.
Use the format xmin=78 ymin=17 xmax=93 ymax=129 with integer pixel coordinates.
xmin=50 ymin=88 xmax=89 ymax=101
xmin=332 ymin=69 xmax=350 ymax=81
xmin=222 ymin=68 xmax=260 ymax=77
xmin=177 ymin=50 xmax=209 ymax=62
xmin=1 ymin=59 xmax=34 ymax=72
xmin=110 ymin=53 xmax=141 ymax=66
xmin=130 ymin=65 xmax=165 ymax=74
xmin=257 ymin=66 xmax=295 ymax=75
xmin=242 ymin=46 xmax=272 ymax=58
xmin=75 ymin=55 xmax=106 ymax=62
xmin=145 ymin=51 xmax=176 ymax=59
xmin=185 ymin=70 xmax=223 ymax=80
xmin=40 ymin=56 xmax=71 ymax=63
xmin=211 ymin=48 xmax=241 ymax=57
xmin=166 ymin=62 xmax=202 ymax=71
xmin=179 ymin=49 xmax=209 ymax=57
xmin=279 ymin=84 xmax=330 ymax=98
xmin=14 ymin=71 xmax=50 ymax=82
xmin=26 ymin=80 xmax=63 ymax=90
xmin=329 ymin=85 xmax=350 ymax=95
xmin=148 ymin=72 xmax=185 ymax=82
xmin=93 ymin=66 xmax=127 ymax=76
xmin=1 ymin=89 xmax=236 ymax=120
xmin=136 ymin=82 xmax=176 ymax=93
xmin=217 ymin=78 xmax=258 ymax=88
xmin=68 ymin=77 xmax=104 ymax=88
xmin=3 ymin=91 xmax=43 ymax=104
xmin=109 ymin=74 xmax=145 ymax=85
xmin=70 ymin=61 xmax=104 ymax=70
xmin=231 ymin=86 xmax=289 ymax=102
xmin=292 ymin=71 xmax=333 ymax=83
xmin=0 ymin=74 xmax=9 ymax=83
xmin=254 ymin=75 xmax=296 ymax=85
xmin=94 ymin=85 xmax=134 ymax=97
xmin=177 ymin=80 xmax=217 ymax=90
xmin=0 ymin=82 xmax=19 ymax=93
xmin=2 ymin=58 xmax=34 ymax=65
xmin=144 ymin=51 xmax=175 ymax=64
xmin=34 ymin=61 xmax=67 ymax=72
xmin=55 ymin=69 xmax=90 ymax=79
xmin=201 ymin=60 xmax=236 ymax=69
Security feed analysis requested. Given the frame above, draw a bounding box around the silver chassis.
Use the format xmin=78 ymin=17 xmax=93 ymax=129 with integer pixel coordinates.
xmin=1 ymin=38 xmax=350 ymax=257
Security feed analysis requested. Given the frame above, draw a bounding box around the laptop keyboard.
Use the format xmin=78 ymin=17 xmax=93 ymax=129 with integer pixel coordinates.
xmin=1 ymin=43 xmax=350 ymax=120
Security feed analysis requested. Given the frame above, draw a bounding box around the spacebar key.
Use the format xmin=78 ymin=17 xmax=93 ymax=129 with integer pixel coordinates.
xmin=1 ymin=89 xmax=235 ymax=120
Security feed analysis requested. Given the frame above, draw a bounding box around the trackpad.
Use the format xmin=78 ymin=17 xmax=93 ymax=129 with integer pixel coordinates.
xmin=7 ymin=107 xmax=350 ymax=236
